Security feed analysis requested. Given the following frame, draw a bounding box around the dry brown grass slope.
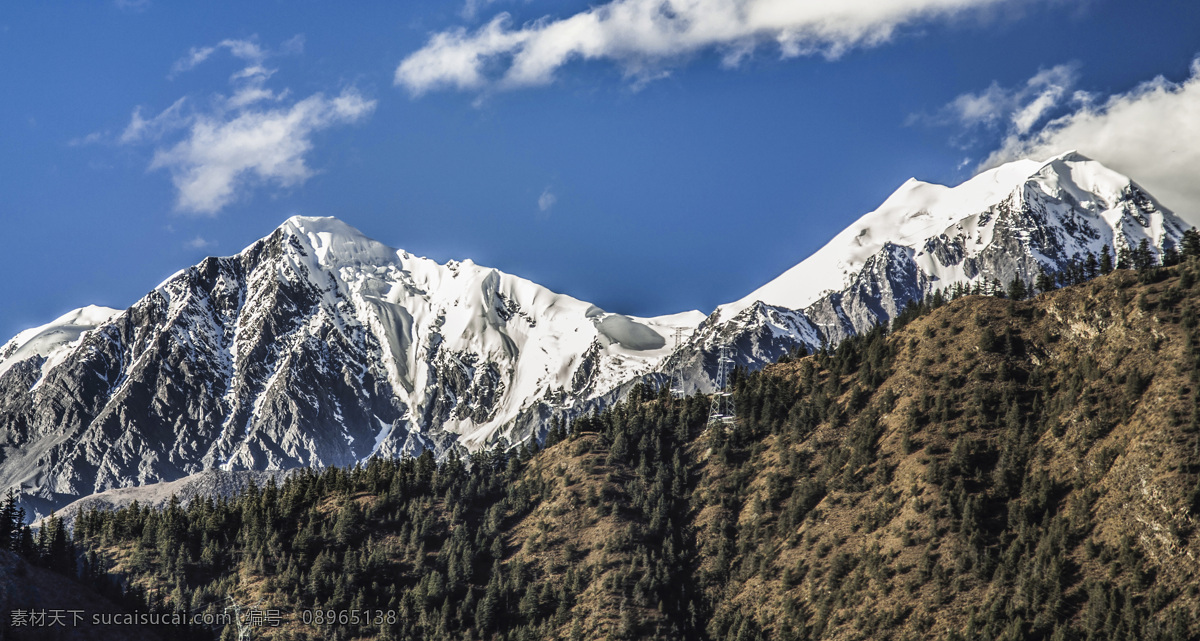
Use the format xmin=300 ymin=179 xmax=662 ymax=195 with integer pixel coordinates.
xmin=688 ymin=266 xmax=1200 ymax=641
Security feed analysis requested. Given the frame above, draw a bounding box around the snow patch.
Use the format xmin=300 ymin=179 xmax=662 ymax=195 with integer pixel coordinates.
xmin=595 ymin=314 xmax=666 ymax=351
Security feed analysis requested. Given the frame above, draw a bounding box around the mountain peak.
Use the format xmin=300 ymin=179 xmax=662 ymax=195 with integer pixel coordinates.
xmin=281 ymin=214 xmax=366 ymax=237
xmin=1046 ymin=149 xmax=1090 ymax=163
xmin=0 ymin=305 xmax=122 ymax=377
xmin=715 ymin=153 xmax=1185 ymax=322
xmin=279 ymin=215 xmax=403 ymax=267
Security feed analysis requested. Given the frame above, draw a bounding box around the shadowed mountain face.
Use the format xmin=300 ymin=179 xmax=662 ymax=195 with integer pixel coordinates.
xmin=0 ymin=154 xmax=1191 ymax=518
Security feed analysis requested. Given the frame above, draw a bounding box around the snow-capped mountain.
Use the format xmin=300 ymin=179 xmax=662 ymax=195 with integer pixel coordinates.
xmin=686 ymin=151 xmax=1189 ymax=371
xmin=0 ymin=151 xmax=1190 ymax=517
xmin=0 ymin=216 xmax=703 ymax=517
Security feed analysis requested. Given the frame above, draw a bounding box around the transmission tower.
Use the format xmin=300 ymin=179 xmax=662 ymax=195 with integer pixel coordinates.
xmin=707 ymin=343 xmax=735 ymax=426
xmin=669 ymin=327 xmax=687 ymax=398
xmin=224 ymin=596 xmax=258 ymax=641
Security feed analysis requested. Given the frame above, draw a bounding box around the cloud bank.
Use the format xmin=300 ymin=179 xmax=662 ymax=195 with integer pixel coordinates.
xmin=396 ymin=0 xmax=1018 ymax=94
xmin=931 ymin=64 xmax=1079 ymax=136
xmin=981 ymin=57 xmax=1200 ymax=222
xmin=121 ymin=37 xmax=374 ymax=215
xmin=149 ymin=91 xmax=374 ymax=214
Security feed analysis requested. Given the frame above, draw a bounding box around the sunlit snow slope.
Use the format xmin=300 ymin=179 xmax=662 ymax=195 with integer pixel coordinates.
xmin=0 ymin=306 xmax=121 ymax=379
xmin=272 ymin=216 xmax=703 ymax=449
xmin=717 ymin=152 xmax=1188 ymax=327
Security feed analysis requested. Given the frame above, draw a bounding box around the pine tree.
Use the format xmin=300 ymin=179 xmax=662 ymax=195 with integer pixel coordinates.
xmin=1100 ymin=245 xmax=1114 ymax=274
xmin=1008 ymin=277 xmax=1028 ymax=301
xmin=334 ymin=501 xmax=364 ymax=546
xmin=17 ymin=524 xmax=34 ymax=558
xmin=1183 ymin=228 xmax=1200 ymax=259
xmin=476 ymin=571 xmax=501 ymax=632
xmin=49 ymin=513 xmax=75 ymax=575
xmin=1035 ymin=268 xmax=1055 ymax=294
xmin=1 ymin=488 xmax=17 ymax=551
xmin=35 ymin=514 xmax=49 ymax=562
xmin=1118 ymin=246 xmax=1133 ymax=270
xmin=1163 ymin=244 xmax=1181 ymax=267
xmin=1133 ymin=239 xmax=1154 ymax=271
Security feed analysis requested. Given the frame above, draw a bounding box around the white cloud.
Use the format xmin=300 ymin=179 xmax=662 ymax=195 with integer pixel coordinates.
xmin=279 ymin=34 xmax=306 ymax=56
xmin=184 ymin=236 xmax=215 ymax=250
xmin=931 ymin=63 xmax=1078 ymax=135
xmin=983 ymin=57 xmax=1200 ymax=222
xmin=149 ymin=89 xmax=375 ymax=214
xmin=169 ymin=38 xmax=275 ymax=78
xmin=118 ymin=36 xmax=375 ymax=215
xmin=68 ymin=131 xmax=108 ymax=147
xmin=396 ymin=0 xmax=1018 ymax=94
xmin=461 ymin=0 xmax=498 ymax=20
xmin=230 ymin=65 xmax=273 ymax=83
xmin=538 ymin=187 xmax=557 ymax=212
xmin=225 ymin=66 xmax=289 ymax=110
xmin=120 ymin=97 xmax=188 ymax=143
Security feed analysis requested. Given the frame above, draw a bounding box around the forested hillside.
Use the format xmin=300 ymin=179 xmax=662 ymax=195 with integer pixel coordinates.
xmin=17 ymin=259 xmax=1200 ymax=640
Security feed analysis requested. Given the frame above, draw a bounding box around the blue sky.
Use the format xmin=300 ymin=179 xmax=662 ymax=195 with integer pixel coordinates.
xmin=2 ymin=0 xmax=1199 ymax=340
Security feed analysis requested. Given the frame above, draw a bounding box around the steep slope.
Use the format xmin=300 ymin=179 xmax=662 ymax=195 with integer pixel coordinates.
xmin=0 ymin=216 xmax=703 ymax=517
xmin=690 ymin=268 xmax=1200 ymax=641
xmin=71 ymin=263 xmax=1200 ymax=641
xmin=701 ymin=152 xmax=1189 ymax=363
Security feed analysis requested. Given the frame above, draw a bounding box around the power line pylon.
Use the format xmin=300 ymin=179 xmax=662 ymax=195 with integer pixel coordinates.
xmin=670 ymin=327 xmax=687 ymax=399
xmin=224 ymin=596 xmax=260 ymax=640
xmin=707 ymin=343 xmax=735 ymax=427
